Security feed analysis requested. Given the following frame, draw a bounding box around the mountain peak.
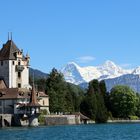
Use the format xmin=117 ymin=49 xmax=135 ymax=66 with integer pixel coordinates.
xmin=132 ymin=66 xmax=140 ymax=75
xmin=67 ymin=62 xmax=79 ymax=67
xmin=61 ymin=60 xmax=133 ymax=85
xmin=103 ymin=60 xmax=117 ymax=67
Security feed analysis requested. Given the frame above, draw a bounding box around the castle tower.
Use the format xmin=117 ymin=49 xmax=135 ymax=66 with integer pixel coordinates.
xmin=0 ymin=38 xmax=30 ymax=88
xmin=27 ymin=83 xmax=41 ymax=126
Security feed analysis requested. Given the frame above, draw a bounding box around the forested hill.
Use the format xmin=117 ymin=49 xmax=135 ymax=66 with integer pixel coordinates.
xmin=29 ymin=68 xmax=48 ymax=79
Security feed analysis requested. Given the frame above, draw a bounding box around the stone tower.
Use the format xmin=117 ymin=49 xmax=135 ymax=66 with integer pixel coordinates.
xmin=0 ymin=38 xmax=30 ymax=88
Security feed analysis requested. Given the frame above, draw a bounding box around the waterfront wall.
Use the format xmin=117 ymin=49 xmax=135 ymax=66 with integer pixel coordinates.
xmin=0 ymin=114 xmax=12 ymax=127
xmin=107 ymin=120 xmax=140 ymax=123
xmin=45 ymin=115 xmax=81 ymax=125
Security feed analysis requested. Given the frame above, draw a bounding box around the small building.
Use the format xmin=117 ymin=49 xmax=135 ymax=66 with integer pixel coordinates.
xmin=0 ymin=36 xmax=49 ymax=127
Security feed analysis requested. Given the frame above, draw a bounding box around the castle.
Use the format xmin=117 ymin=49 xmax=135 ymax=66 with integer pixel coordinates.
xmin=0 ymin=35 xmax=49 ymax=127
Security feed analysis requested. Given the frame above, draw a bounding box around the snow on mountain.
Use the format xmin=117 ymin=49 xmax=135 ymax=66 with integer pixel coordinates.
xmin=61 ymin=60 xmax=140 ymax=92
xmin=61 ymin=60 xmax=132 ymax=85
xmin=61 ymin=62 xmax=86 ymax=84
xmin=132 ymin=66 xmax=140 ymax=75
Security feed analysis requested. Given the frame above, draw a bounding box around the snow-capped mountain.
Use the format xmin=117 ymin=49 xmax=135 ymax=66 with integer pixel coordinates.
xmin=132 ymin=67 xmax=140 ymax=75
xmin=61 ymin=60 xmax=140 ymax=92
xmin=61 ymin=60 xmax=132 ymax=85
xmin=61 ymin=62 xmax=85 ymax=85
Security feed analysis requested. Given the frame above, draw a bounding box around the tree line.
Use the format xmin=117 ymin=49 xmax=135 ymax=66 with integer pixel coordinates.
xmin=32 ymin=68 xmax=140 ymax=123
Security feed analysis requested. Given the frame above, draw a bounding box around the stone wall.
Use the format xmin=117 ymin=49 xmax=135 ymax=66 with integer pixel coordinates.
xmin=45 ymin=115 xmax=81 ymax=125
xmin=0 ymin=114 xmax=12 ymax=127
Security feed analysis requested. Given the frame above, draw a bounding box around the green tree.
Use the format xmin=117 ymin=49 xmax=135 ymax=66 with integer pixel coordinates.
xmin=80 ymin=88 xmax=97 ymax=120
xmin=80 ymin=79 xmax=108 ymax=122
xmin=90 ymin=80 xmax=108 ymax=123
xmin=135 ymin=93 xmax=140 ymax=117
xmin=35 ymin=78 xmax=46 ymax=91
xmin=46 ymin=68 xmax=84 ymax=113
xmin=99 ymin=80 xmax=110 ymax=112
xmin=109 ymin=85 xmax=137 ymax=118
xmin=46 ymin=68 xmax=68 ymax=113
xmin=95 ymin=93 xmax=108 ymax=123
xmin=67 ymin=83 xmax=84 ymax=112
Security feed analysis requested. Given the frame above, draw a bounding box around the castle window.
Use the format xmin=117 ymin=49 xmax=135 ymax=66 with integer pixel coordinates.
xmin=18 ymin=72 xmax=21 ymax=78
xmin=18 ymin=61 xmax=21 ymax=65
xmin=43 ymin=100 xmax=45 ymax=105
xmin=18 ymin=83 xmax=21 ymax=88
xmin=13 ymin=61 xmax=15 ymax=65
xmin=1 ymin=61 xmax=3 ymax=66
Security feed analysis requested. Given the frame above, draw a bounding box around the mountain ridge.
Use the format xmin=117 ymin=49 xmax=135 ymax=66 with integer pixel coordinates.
xmin=61 ymin=60 xmax=140 ymax=92
xmin=61 ymin=60 xmax=134 ymax=84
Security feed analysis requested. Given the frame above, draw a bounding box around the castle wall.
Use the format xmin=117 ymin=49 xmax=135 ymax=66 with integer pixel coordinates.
xmin=9 ymin=60 xmax=17 ymax=88
xmin=22 ymin=66 xmax=29 ymax=88
xmin=0 ymin=60 xmax=9 ymax=87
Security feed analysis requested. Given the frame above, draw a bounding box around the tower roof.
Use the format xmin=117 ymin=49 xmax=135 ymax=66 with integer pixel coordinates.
xmin=27 ymin=84 xmax=41 ymax=107
xmin=0 ymin=40 xmax=20 ymax=60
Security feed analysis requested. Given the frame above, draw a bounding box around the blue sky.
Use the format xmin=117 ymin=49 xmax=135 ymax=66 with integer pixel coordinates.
xmin=0 ymin=0 xmax=140 ymax=72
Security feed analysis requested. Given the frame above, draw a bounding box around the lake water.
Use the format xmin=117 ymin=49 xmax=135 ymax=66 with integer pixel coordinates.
xmin=0 ymin=123 xmax=140 ymax=140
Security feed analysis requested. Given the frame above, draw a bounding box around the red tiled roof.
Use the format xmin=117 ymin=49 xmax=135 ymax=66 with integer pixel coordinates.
xmin=27 ymin=84 xmax=41 ymax=107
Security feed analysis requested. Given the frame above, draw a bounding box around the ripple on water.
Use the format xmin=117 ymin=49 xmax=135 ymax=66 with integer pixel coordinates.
xmin=0 ymin=123 xmax=140 ymax=140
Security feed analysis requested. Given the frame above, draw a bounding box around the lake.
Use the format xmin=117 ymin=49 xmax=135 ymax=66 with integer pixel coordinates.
xmin=0 ymin=123 xmax=140 ymax=140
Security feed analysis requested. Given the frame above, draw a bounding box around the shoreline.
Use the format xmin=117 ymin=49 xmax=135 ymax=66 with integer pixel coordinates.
xmin=107 ymin=120 xmax=140 ymax=123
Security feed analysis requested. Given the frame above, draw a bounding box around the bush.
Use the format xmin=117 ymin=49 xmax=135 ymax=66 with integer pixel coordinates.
xmin=129 ymin=115 xmax=139 ymax=120
xmin=38 ymin=109 xmax=48 ymax=125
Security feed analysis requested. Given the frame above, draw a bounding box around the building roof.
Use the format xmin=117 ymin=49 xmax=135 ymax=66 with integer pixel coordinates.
xmin=38 ymin=91 xmax=48 ymax=97
xmin=27 ymin=84 xmax=41 ymax=107
xmin=0 ymin=40 xmax=20 ymax=60
xmin=0 ymin=88 xmax=30 ymax=99
xmin=0 ymin=79 xmax=7 ymax=89
xmin=74 ymin=112 xmax=90 ymax=120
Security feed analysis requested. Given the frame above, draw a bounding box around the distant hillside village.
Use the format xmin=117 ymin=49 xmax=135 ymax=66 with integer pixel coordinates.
xmin=0 ymin=36 xmax=49 ymax=127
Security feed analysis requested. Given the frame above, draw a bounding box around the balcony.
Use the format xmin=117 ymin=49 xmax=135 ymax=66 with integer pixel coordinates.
xmin=16 ymin=65 xmax=24 ymax=72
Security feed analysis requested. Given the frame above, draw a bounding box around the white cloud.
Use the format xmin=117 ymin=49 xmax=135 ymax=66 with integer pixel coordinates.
xmin=76 ymin=56 xmax=96 ymax=63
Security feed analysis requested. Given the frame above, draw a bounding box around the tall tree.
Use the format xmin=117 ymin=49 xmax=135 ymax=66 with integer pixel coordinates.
xmin=80 ymin=79 xmax=108 ymax=122
xmin=46 ymin=68 xmax=68 ymax=113
xmin=109 ymin=85 xmax=137 ymax=118
xmin=67 ymin=83 xmax=84 ymax=112
xmin=80 ymin=90 xmax=97 ymax=120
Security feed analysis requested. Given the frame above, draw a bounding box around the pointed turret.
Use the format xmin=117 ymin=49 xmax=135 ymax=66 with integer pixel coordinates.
xmin=0 ymin=40 xmax=20 ymax=60
xmin=28 ymin=84 xmax=41 ymax=107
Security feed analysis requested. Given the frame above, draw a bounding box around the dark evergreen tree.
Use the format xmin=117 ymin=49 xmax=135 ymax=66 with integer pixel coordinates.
xmin=135 ymin=93 xmax=140 ymax=117
xmin=99 ymin=80 xmax=110 ymax=112
xmin=46 ymin=68 xmax=68 ymax=113
xmin=80 ymin=79 xmax=108 ymax=123
xmin=80 ymin=83 xmax=97 ymax=120
xmin=46 ymin=68 xmax=84 ymax=113
xmin=67 ymin=83 xmax=84 ymax=112
xmin=95 ymin=93 xmax=108 ymax=123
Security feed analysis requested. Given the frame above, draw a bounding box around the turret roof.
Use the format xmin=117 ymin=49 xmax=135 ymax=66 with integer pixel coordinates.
xmin=27 ymin=84 xmax=41 ymax=107
xmin=0 ymin=40 xmax=20 ymax=60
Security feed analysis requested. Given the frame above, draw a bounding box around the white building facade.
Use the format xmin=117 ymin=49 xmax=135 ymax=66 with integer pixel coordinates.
xmin=0 ymin=39 xmax=30 ymax=88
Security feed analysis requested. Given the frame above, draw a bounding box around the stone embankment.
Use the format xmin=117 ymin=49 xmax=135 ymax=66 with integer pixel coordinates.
xmin=107 ymin=120 xmax=140 ymax=123
xmin=45 ymin=115 xmax=81 ymax=125
xmin=0 ymin=114 xmax=12 ymax=127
